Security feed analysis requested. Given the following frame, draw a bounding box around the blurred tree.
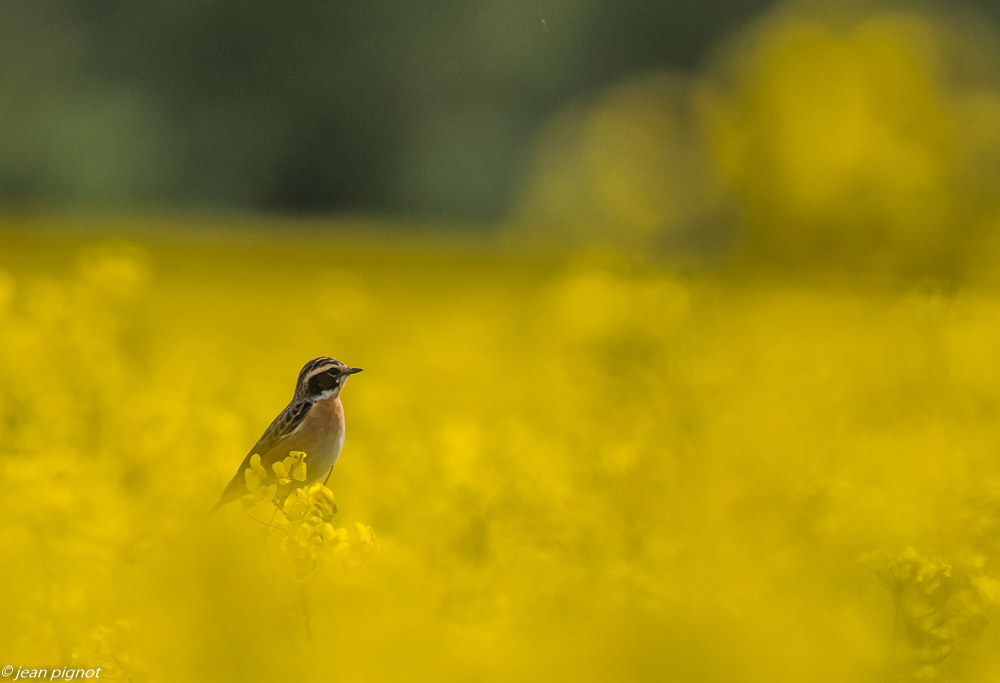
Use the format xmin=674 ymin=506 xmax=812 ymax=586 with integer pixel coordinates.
xmin=1 ymin=0 xmax=774 ymax=220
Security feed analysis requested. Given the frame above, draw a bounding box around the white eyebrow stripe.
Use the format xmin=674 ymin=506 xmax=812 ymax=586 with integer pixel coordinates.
xmin=303 ymin=364 xmax=338 ymax=382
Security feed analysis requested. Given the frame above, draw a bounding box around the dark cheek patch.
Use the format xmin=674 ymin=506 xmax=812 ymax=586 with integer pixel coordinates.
xmin=308 ymin=372 xmax=340 ymax=395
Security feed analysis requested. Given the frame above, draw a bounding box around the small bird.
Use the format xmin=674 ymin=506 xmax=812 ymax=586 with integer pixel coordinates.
xmin=210 ymin=357 xmax=362 ymax=515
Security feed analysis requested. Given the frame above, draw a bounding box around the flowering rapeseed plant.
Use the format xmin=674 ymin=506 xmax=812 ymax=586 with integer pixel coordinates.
xmin=0 ymin=231 xmax=997 ymax=682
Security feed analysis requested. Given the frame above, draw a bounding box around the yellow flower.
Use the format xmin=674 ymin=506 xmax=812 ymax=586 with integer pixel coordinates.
xmin=240 ymin=479 xmax=276 ymax=508
xmin=355 ymin=523 xmax=379 ymax=552
xmin=323 ymin=524 xmax=349 ymax=543
xmin=244 ymin=468 xmax=260 ymax=492
xmin=255 ymin=483 xmax=277 ymax=503
xmin=273 ymin=451 xmax=307 ymax=485
xmin=244 ymin=453 xmax=268 ymax=491
xmin=333 ymin=542 xmax=352 ymax=561
xmin=271 ymin=460 xmax=290 ymax=484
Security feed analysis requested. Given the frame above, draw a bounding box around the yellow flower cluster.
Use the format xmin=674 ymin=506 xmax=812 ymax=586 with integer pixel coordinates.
xmin=862 ymin=548 xmax=997 ymax=679
xmin=233 ymin=453 xmax=379 ymax=580
xmin=280 ymin=482 xmax=342 ymax=579
xmin=239 ymin=454 xmax=276 ymax=507
xmin=272 ymin=450 xmax=307 ymax=485
xmin=513 ymin=3 xmax=1000 ymax=285
xmin=238 ymin=451 xmax=309 ymax=509
xmin=6 ymin=236 xmax=1000 ymax=680
xmin=70 ymin=621 xmax=147 ymax=682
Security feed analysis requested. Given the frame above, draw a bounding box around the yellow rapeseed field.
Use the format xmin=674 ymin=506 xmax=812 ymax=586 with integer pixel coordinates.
xmin=6 ymin=5 xmax=1000 ymax=682
xmin=0 ymin=223 xmax=999 ymax=682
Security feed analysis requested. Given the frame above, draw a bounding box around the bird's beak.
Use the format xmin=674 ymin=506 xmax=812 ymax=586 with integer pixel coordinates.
xmin=348 ymin=367 xmax=363 ymax=374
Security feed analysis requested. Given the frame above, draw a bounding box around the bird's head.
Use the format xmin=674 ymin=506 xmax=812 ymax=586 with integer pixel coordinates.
xmin=294 ymin=357 xmax=363 ymax=401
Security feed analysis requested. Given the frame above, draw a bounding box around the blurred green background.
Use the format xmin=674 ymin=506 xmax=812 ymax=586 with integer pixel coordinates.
xmin=5 ymin=0 xmax=1000 ymax=272
xmin=1 ymin=0 xmax=778 ymax=220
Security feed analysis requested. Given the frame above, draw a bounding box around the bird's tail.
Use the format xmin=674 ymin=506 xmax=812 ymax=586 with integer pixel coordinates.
xmin=203 ymin=496 xmax=229 ymax=519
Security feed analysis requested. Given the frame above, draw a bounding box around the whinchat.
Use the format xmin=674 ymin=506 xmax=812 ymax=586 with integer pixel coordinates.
xmin=210 ymin=357 xmax=362 ymax=514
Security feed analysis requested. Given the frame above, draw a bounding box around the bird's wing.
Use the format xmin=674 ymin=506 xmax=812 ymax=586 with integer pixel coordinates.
xmin=248 ymin=398 xmax=314 ymax=462
xmin=212 ymin=399 xmax=314 ymax=508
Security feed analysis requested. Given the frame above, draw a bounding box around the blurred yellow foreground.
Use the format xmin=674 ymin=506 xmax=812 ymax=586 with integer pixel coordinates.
xmin=0 ymin=225 xmax=998 ymax=682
